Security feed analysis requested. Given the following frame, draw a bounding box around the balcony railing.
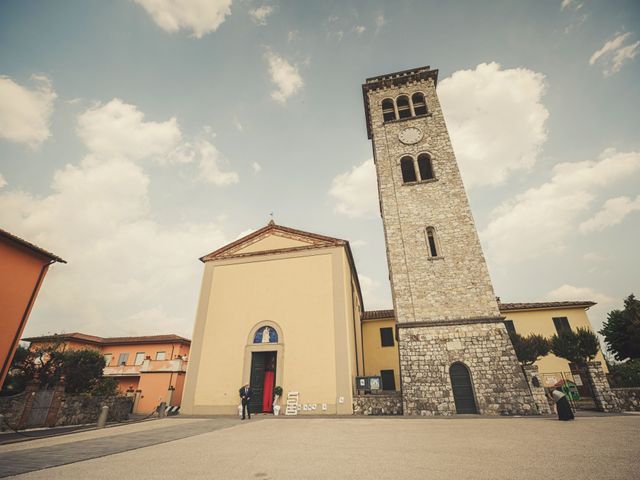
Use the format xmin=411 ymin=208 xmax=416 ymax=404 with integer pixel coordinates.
xmin=103 ymin=358 xmax=187 ymax=377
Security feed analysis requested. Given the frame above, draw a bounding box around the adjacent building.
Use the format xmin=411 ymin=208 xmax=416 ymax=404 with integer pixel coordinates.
xmin=0 ymin=228 xmax=65 ymax=388
xmin=23 ymin=333 xmax=190 ymax=413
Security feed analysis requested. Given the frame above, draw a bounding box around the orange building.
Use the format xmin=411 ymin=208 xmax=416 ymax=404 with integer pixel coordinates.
xmin=0 ymin=228 xmax=66 ymax=388
xmin=23 ymin=333 xmax=190 ymax=414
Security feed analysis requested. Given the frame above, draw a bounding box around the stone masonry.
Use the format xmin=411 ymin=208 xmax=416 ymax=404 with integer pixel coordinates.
xmin=363 ymin=67 xmax=537 ymax=415
xmin=582 ymin=361 xmax=621 ymax=413
xmin=522 ymin=364 xmax=552 ymax=415
xmin=353 ymin=392 xmax=403 ymax=416
xmin=612 ymin=387 xmax=640 ymax=412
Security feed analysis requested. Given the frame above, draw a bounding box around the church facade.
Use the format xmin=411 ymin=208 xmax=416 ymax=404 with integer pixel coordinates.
xmin=181 ymin=66 xmax=597 ymax=416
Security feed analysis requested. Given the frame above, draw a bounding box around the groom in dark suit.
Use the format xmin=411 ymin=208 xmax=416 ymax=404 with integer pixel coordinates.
xmin=239 ymin=384 xmax=252 ymax=420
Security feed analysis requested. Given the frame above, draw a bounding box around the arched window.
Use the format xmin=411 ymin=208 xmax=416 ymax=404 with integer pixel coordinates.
xmin=396 ymin=95 xmax=411 ymax=119
xmin=400 ymin=156 xmax=417 ymax=183
xmin=449 ymin=362 xmax=478 ymax=414
xmin=382 ymin=98 xmax=396 ymax=122
xmin=417 ymin=154 xmax=434 ymax=180
xmin=412 ymin=92 xmax=428 ymax=116
xmin=254 ymin=326 xmax=278 ymax=344
xmin=426 ymin=226 xmax=439 ymax=257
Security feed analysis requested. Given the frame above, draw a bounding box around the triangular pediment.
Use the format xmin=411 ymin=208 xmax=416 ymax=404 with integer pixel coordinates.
xmin=200 ymin=222 xmax=346 ymax=262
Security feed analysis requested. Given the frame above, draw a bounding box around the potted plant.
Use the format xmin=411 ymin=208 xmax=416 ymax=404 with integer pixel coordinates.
xmin=273 ymin=386 xmax=283 ymax=415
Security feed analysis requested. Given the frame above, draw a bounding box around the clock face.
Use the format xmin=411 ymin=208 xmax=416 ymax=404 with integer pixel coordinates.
xmin=398 ymin=127 xmax=423 ymax=145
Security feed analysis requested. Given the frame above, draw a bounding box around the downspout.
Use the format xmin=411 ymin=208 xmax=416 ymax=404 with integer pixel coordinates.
xmin=1 ymin=259 xmax=53 ymax=385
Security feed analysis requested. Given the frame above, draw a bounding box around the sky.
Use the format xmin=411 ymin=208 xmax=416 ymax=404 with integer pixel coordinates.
xmin=1 ymin=0 xmax=639 ymax=346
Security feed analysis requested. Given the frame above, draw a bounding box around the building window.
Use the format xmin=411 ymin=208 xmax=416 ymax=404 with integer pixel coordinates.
xmin=504 ymin=320 xmax=516 ymax=335
xmin=134 ymin=352 xmax=145 ymax=365
xmin=156 ymin=351 xmax=166 ymax=360
xmin=103 ymin=353 xmax=113 ymax=366
xmin=381 ymin=369 xmax=396 ymax=391
xmin=426 ymin=227 xmax=439 ymax=257
xmin=400 ymin=156 xmax=417 ymax=183
xmin=396 ymin=95 xmax=411 ymax=119
xmin=412 ymin=92 xmax=428 ymax=116
xmin=553 ymin=317 xmax=571 ymax=335
xmin=380 ymin=327 xmax=395 ymax=347
xmin=382 ymin=98 xmax=396 ymax=122
xmin=417 ymin=153 xmax=434 ymax=180
xmin=117 ymin=353 xmax=129 ymax=365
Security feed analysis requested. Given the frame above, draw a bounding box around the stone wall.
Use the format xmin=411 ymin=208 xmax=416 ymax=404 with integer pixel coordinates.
xmin=0 ymin=393 xmax=27 ymax=430
xmin=580 ymin=362 xmax=621 ymax=413
xmin=55 ymin=395 xmax=133 ymax=426
xmin=612 ymin=388 xmax=640 ymax=412
xmin=353 ymin=392 xmax=403 ymax=415
xmin=399 ymin=321 xmax=537 ymax=416
xmin=522 ymin=365 xmax=551 ymax=415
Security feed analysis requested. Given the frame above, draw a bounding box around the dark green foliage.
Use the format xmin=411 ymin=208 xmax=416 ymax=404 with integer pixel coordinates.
xmin=599 ymin=294 xmax=640 ymax=361
xmin=1 ymin=345 xmax=30 ymax=393
xmin=62 ymin=349 xmax=107 ymax=394
xmin=509 ymin=333 xmax=551 ymax=365
xmin=274 ymin=386 xmax=283 ymax=396
xmin=551 ymin=327 xmax=600 ymax=365
xmin=607 ymin=359 xmax=640 ymax=388
xmin=89 ymin=376 xmax=119 ymax=396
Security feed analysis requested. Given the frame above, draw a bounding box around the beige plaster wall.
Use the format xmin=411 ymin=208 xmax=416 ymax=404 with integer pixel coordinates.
xmin=362 ymin=318 xmax=400 ymax=385
xmin=503 ymin=307 xmax=608 ymax=373
xmin=181 ymin=245 xmax=358 ymax=415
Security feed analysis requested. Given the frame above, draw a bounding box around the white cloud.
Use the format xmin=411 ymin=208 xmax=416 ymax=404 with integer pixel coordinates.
xmin=545 ymin=284 xmax=613 ymax=305
xmin=264 ymin=50 xmax=304 ymax=103
xmin=0 ymin=75 xmax=57 ymax=147
xmin=375 ymin=15 xmax=385 ymax=28
xmin=579 ymin=195 xmax=640 ymax=233
xmin=0 ymin=100 xmax=230 ymax=337
xmin=249 ymin=5 xmax=274 ymax=25
xmin=251 ymin=161 xmax=262 ymax=174
xmin=287 ymin=30 xmax=299 ymax=42
xmin=482 ymin=149 xmax=640 ymax=264
xmin=0 ymin=173 xmax=6 ymax=188
xmin=196 ymin=140 xmax=239 ymax=185
xmin=582 ymin=252 xmax=603 ymax=262
xmin=589 ymin=32 xmax=640 ymax=76
xmin=134 ymin=0 xmax=232 ymax=38
xmin=358 ymin=273 xmax=391 ymax=310
xmin=439 ymin=62 xmax=549 ymax=188
xmin=561 ymin=0 xmax=583 ymax=11
xmin=350 ymin=239 xmax=366 ymax=248
xmin=354 ymin=25 xmax=366 ymax=35
xmin=77 ymin=99 xmax=182 ymax=161
xmin=329 ymin=158 xmax=378 ymax=218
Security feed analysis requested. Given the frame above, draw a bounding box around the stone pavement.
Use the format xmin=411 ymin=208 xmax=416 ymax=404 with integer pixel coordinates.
xmin=0 ymin=417 xmax=242 ymax=478
xmin=2 ymin=414 xmax=640 ymax=479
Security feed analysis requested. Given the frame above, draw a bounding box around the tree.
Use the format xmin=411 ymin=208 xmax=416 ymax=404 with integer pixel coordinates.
xmin=510 ymin=332 xmax=551 ymax=365
xmin=551 ymin=327 xmax=600 ymax=365
xmin=62 ymin=349 xmax=107 ymax=394
xmin=1 ymin=345 xmax=30 ymax=393
xmin=599 ymin=294 xmax=640 ymax=361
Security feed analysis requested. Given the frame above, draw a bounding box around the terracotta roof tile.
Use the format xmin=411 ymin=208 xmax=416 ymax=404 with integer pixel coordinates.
xmin=362 ymin=309 xmax=395 ymax=320
xmin=498 ymin=301 xmax=596 ymax=311
xmin=23 ymin=332 xmax=191 ymax=346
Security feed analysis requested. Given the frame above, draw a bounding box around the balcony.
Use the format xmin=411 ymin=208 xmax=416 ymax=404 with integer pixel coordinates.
xmin=103 ymin=364 xmax=142 ymax=377
xmin=140 ymin=358 xmax=188 ymax=373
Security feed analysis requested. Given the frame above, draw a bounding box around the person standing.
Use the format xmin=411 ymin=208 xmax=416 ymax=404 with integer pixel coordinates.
xmin=552 ymin=388 xmax=575 ymax=421
xmin=239 ymin=383 xmax=252 ymax=420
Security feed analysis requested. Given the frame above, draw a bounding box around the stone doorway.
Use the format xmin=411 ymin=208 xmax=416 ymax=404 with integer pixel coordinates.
xmin=450 ymin=363 xmax=478 ymax=414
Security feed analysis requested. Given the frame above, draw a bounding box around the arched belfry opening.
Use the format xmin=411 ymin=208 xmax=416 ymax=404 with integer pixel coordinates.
xmin=244 ymin=322 xmax=283 ymax=414
xmin=449 ymin=362 xmax=478 ymax=414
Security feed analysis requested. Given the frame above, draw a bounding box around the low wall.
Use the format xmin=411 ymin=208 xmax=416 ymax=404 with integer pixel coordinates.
xmin=0 ymin=393 xmax=27 ymax=429
xmin=56 ymin=395 xmax=133 ymax=426
xmin=353 ymin=392 xmax=403 ymax=416
xmin=613 ymin=387 xmax=640 ymax=412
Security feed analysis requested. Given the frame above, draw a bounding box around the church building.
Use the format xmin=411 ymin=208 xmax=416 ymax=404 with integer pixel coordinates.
xmin=181 ymin=66 xmax=596 ymax=416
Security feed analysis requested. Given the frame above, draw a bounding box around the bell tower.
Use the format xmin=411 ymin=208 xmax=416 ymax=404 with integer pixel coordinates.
xmin=362 ymin=66 xmax=537 ymax=415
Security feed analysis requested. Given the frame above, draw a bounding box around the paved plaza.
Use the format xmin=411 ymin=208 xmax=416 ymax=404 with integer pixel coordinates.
xmin=1 ymin=414 xmax=639 ymax=479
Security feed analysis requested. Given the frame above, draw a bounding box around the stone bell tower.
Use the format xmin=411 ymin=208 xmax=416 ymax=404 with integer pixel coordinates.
xmin=362 ymin=66 xmax=536 ymax=415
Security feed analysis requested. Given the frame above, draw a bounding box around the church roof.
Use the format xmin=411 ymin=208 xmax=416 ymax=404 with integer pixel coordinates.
xmin=200 ymin=221 xmax=364 ymax=313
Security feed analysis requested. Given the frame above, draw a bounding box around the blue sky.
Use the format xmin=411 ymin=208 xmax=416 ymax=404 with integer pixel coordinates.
xmin=1 ymin=0 xmax=638 ymax=343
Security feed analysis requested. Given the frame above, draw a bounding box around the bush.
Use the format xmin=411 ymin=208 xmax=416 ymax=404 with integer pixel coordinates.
xmin=62 ymin=349 xmax=107 ymax=394
xmin=551 ymin=327 xmax=600 ymax=365
xmin=600 ymin=294 xmax=640 ymax=361
xmin=89 ymin=377 xmax=119 ymax=396
xmin=510 ymin=333 xmax=551 ymax=365
xmin=608 ymin=359 xmax=640 ymax=388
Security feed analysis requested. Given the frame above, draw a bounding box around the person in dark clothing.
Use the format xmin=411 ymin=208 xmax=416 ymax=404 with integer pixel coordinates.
xmin=239 ymin=384 xmax=252 ymax=420
xmin=552 ymin=388 xmax=575 ymax=421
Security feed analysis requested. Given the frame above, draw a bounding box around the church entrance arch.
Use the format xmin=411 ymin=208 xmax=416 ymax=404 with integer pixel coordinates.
xmin=449 ymin=362 xmax=478 ymax=414
xmin=243 ymin=322 xmax=284 ymax=414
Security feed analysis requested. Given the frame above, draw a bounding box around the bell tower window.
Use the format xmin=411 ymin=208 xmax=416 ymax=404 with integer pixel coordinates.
xmin=382 ymin=98 xmax=396 ymax=122
xmin=401 ymin=156 xmax=417 ymax=183
xmin=412 ymin=92 xmax=428 ymax=116
xmin=417 ymin=154 xmax=434 ymax=180
xmin=426 ymin=227 xmax=439 ymax=257
xmin=396 ymin=95 xmax=411 ymax=119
